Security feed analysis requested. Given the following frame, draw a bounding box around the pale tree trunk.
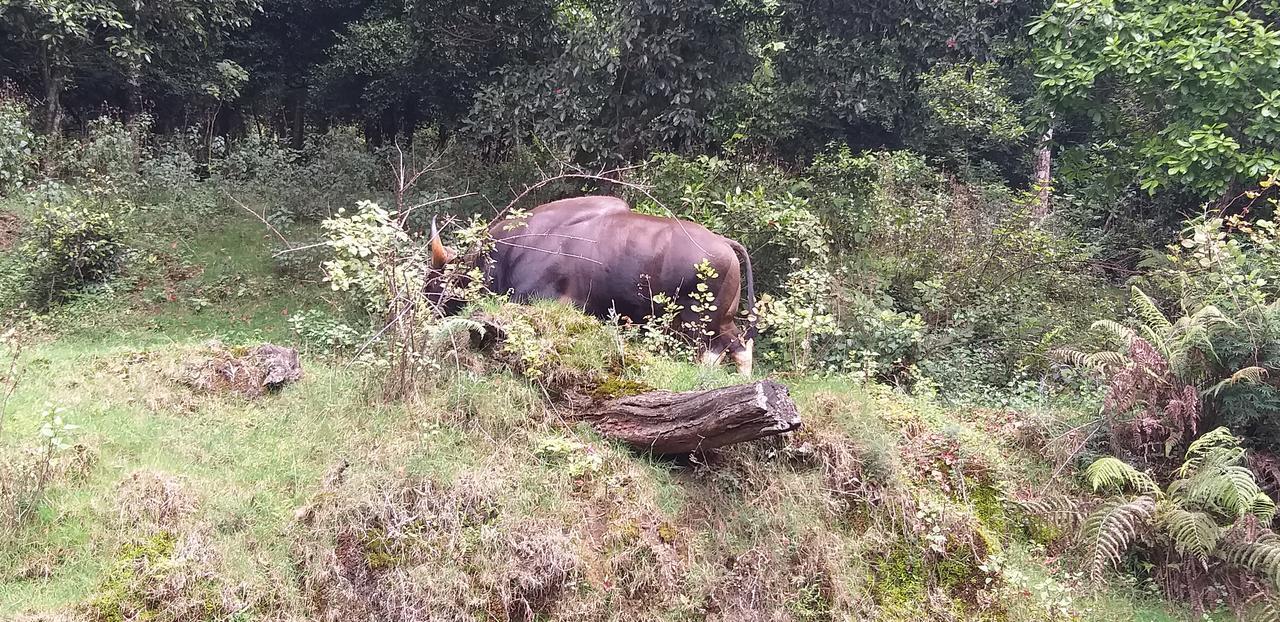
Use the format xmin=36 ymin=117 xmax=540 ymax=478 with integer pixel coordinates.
xmin=1032 ymin=127 xmax=1054 ymax=221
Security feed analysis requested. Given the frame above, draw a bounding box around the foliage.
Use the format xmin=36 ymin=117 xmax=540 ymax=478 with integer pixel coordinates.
xmin=1 ymin=404 xmax=90 ymax=544
xmin=16 ymin=194 xmax=128 ymax=310
xmin=630 ymin=153 xmax=829 ymax=289
xmin=1131 ymin=204 xmax=1280 ymax=452
xmin=466 ymin=0 xmax=757 ymax=163
xmin=1078 ymin=428 xmax=1280 ymax=608
xmin=912 ymin=61 xmax=1030 ymax=165
xmin=1033 ymin=0 xmax=1280 ymax=198
xmin=756 ymin=268 xmax=925 ymax=380
xmin=767 ymin=0 xmax=1040 ymax=162
xmin=321 ymin=201 xmax=422 ymax=315
xmin=1055 ymin=286 xmax=1233 ymax=463
xmin=288 ymin=309 xmax=362 ymax=355
xmin=0 ymin=92 xmax=37 ymax=193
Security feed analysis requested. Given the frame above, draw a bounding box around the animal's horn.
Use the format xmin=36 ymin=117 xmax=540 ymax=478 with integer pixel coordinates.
xmin=430 ymin=216 xmax=449 ymax=269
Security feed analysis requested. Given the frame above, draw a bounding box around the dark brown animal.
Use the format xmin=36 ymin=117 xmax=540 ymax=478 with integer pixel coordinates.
xmin=428 ymin=196 xmax=757 ymax=375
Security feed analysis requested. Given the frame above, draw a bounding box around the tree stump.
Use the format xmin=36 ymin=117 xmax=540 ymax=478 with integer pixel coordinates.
xmin=583 ymin=380 xmax=802 ymax=454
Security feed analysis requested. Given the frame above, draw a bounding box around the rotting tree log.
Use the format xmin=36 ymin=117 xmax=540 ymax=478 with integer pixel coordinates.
xmin=584 ymin=380 xmax=802 ymax=454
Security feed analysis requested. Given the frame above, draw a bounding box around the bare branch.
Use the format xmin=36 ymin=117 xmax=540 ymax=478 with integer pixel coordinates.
xmin=224 ymin=190 xmax=293 ymax=250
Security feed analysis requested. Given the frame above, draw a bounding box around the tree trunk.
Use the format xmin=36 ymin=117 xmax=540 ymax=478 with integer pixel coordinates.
xmin=583 ymin=380 xmax=802 ymax=455
xmin=40 ymin=53 xmax=64 ymax=175
xmin=1032 ymin=127 xmax=1054 ymax=221
xmin=290 ymin=88 xmax=307 ymax=151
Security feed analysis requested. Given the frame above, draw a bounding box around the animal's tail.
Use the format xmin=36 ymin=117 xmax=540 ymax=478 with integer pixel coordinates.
xmin=727 ymin=239 xmax=757 ymax=342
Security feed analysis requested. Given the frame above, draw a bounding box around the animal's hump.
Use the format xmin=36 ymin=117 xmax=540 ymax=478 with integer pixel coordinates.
xmin=533 ymin=195 xmax=631 ymax=214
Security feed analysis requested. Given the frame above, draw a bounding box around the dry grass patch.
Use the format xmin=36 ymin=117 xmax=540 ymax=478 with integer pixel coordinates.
xmin=114 ymin=470 xmax=197 ymax=534
xmin=78 ymin=470 xmax=264 ymax=622
xmin=293 ymin=469 xmax=582 ymax=621
xmin=0 ymin=442 xmax=96 ymax=544
xmin=178 ymin=341 xmax=302 ymax=398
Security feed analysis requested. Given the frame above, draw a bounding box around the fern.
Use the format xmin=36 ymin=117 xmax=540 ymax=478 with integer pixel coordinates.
xmin=1011 ymin=495 xmax=1086 ymax=529
xmin=1083 ymin=495 xmax=1157 ymax=582
xmin=1179 ymin=426 xmax=1246 ymax=478
xmin=1084 ymin=457 xmax=1160 ymax=495
xmin=1131 ymin=286 xmax=1172 ymax=335
xmin=1183 ymin=463 xmax=1266 ymax=518
xmin=1050 ymin=347 xmax=1128 ymax=374
xmin=1222 ymin=537 xmax=1280 ymax=590
xmin=1090 ymin=319 xmax=1136 ymax=347
xmin=429 ymin=317 xmax=485 ymax=343
xmin=1253 ymin=492 xmax=1279 ymax=524
xmin=1158 ymin=506 xmax=1220 ymax=560
xmin=1205 ymin=366 xmax=1270 ymax=398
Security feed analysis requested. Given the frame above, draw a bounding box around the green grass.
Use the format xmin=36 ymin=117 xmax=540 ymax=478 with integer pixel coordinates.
xmin=0 ymin=208 xmax=1237 ymax=621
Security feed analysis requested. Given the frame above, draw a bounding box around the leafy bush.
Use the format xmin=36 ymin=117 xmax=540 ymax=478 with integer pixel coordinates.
xmin=630 ymin=153 xmax=830 ymax=290
xmin=0 ymin=92 xmax=37 ymax=194
xmin=62 ymin=115 xmax=148 ymax=193
xmin=912 ymin=61 xmax=1029 ymax=163
xmin=632 ymin=149 xmax=1109 ymax=394
xmin=17 ymin=195 xmax=128 ymax=310
xmin=214 ymin=127 xmax=381 ymax=225
xmin=288 ymin=309 xmax=364 ymax=354
xmin=756 ymin=267 xmax=924 ymax=380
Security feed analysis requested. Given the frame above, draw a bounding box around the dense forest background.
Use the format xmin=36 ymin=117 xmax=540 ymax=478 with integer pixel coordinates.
xmin=4 ymin=0 xmax=1280 ymax=620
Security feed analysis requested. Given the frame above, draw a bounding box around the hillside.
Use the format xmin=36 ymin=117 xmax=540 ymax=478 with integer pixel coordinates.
xmin=4 ymin=1 xmax=1280 ymax=618
xmin=0 ymin=210 xmax=1211 ymax=621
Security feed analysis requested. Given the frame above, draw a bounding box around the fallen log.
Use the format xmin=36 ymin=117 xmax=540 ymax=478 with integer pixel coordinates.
xmin=583 ymin=379 xmax=802 ymax=454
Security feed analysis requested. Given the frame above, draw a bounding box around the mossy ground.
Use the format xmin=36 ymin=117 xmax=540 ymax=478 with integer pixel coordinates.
xmin=0 ymin=206 xmax=1225 ymax=620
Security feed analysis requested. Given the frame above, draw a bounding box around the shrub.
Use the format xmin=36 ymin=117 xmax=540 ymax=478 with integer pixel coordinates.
xmin=1122 ymin=201 xmax=1280 ymax=451
xmin=20 ymin=197 xmax=128 ymax=309
xmin=629 ymin=148 xmax=1108 ymax=392
xmin=61 ymin=115 xmax=149 ymax=193
xmin=213 ymin=127 xmax=381 ymax=226
xmin=911 ymin=61 xmax=1030 ymax=166
xmin=289 ymin=309 xmax=364 ymax=354
xmin=0 ymin=92 xmax=37 ymax=194
xmin=756 ymin=267 xmax=924 ymax=380
xmin=1 ymin=405 xmax=94 ymax=544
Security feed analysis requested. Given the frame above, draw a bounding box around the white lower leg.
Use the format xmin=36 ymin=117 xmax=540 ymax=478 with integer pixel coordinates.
xmin=732 ymin=340 xmax=754 ymax=376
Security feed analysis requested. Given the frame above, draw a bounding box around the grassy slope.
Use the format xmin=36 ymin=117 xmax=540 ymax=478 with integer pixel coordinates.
xmin=0 ymin=211 xmax=1210 ymax=621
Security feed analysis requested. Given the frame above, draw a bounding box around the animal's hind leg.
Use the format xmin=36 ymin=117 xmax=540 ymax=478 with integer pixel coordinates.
xmin=700 ymin=348 xmax=726 ymax=368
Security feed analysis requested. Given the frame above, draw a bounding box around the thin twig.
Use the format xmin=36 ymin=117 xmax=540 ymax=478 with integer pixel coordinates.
xmin=272 ymin=241 xmax=328 ymax=258
xmin=224 ymin=190 xmax=293 ymax=250
xmin=492 ymin=239 xmax=605 ymax=265
xmin=400 ymin=192 xmax=479 ymax=219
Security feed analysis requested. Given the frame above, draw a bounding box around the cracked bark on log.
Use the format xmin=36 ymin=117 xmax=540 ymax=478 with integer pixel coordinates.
xmin=584 ymin=380 xmax=802 ymax=455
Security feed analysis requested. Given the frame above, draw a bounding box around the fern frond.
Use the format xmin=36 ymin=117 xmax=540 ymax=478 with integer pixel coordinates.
xmin=1252 ymin=492 xmax=1278 ymax=524
xmin=1091 ymin=319 xmax=1136 ymax=347
xmin=1049 ymin=348 xmax=1090 ymax=368
xmin=1205 ymin=366 xmax=1270 ymax=398
xmin=1158 ymin=506 xmax=1221 ymax=560
xmin=1084 ymin=457 xmax=1160 ymax=495
xmin=1253 ymin=599 xmax=1280 ymax=622
xmin=1050 ymin=348 xmax=1127 ymax=373
xmin=1170 ymin=304 xmax=1232 ymax=365
xmin=1084 ymin=495 xmax=1156 ymax=582
xmin=1221 ymin=538 xmax=1280 ymax=590
xmin=430 ymin=317 xmax=485 ymax=341
xmin=1180 ymin=427 xmax=1245 ymax=477
xmin=1183 ymin=464 xmax=1266 ymax=519
xmin=1131 ymin=286 xmax=1172 ymax=334
xmin=1011 ymin=495 xmax=1086 ymax=529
